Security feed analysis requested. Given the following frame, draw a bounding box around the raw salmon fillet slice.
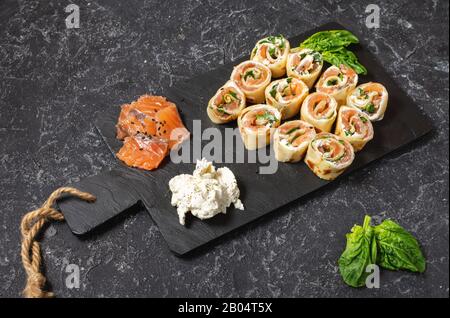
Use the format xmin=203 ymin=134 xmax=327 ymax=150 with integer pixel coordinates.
xmin=116 ymin=95 xmax=174 ymax=140
xmin=115 ymin=95 xmax=190 ymax=171
xmin=155 ymin=104 xmax=190 ymax=149
xmin=116 ymin=134 xmax=169 ymax=171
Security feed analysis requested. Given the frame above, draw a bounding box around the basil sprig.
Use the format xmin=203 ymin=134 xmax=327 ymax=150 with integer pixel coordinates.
xmin=338 ymin=216 xmax=377 ymax=287
xmin=298 ymin=30 xmax=367 ymax=75
xmin=338 ymin=215 xmax=426 ymax=288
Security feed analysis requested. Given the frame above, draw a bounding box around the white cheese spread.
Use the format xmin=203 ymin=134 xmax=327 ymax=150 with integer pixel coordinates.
xmin=169 ymin=158 xmax=244 ymax=225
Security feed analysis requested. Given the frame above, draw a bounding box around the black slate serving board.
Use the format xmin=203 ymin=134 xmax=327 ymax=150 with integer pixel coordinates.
xmin=58 ymin=22 xmax=433 ymax=255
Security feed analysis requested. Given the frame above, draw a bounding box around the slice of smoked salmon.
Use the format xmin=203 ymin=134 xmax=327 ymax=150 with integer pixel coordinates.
xmin=155 ymin=104 xmax=190 ymax=149
xmin=136 ymin=95 xmax=174 ymax=109
xmin=116 ymin=103 xmax=157 ymax=139
xmin=116 ymin=134 xmax=169 ymax=171
xmin=115 ymin=95 xmax=190 ymax=171
xmin=116 ymin=95 xmax=173 ymax=140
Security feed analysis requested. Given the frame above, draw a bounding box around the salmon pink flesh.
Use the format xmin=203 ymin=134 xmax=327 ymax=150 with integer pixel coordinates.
xmin=115 ymin=95 xmax=190 ymax=171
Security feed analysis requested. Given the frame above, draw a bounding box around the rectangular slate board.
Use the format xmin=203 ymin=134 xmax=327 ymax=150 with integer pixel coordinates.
xmin=58 ymin=22 xmax=433 ymax=255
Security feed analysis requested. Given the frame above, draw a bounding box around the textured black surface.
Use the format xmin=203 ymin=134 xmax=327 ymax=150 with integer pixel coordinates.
xmin=59 ymin=22 xmax=433 ymax=256
xmin=0 ymin=0 xmax=448 ymax=297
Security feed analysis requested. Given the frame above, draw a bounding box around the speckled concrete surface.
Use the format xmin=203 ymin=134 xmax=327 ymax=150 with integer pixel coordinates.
xmin=0 ymin=0 xmax=448 ymax=297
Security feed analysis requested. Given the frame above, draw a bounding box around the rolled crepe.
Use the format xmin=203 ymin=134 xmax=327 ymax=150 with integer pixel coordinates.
xmin=237 ymin=104 xmax=281 ymax=150
xmin=250 ymin=35 xmax=290 ymax=78
xmin=316 ymin=64 xmax=358 ymax=106
xmin=286 ymin=49 xmax=323 ymax=89
xmin=273 ymin=120 xmax=316 ymax=162
xmin=335 ymin=106 xmax=374 ymax=152
xmin=265 ymin=77 xmax=309 ymax=120
xmin=207 ymin=80 xmax=246 ymax=124
xmin=347 ymin=82 xmax=389 ymax=121
xmin=231 ymin=60 xmax=272 ymax=104
xmin=300 ymin=92 xmax=338 ymax=132
xmin=305 ymin=132 xmax=355 ymax=180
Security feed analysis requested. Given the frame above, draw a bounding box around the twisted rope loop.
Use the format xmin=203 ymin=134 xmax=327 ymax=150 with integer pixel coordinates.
xmin=20 ymin=187 xmax=95 ymax=298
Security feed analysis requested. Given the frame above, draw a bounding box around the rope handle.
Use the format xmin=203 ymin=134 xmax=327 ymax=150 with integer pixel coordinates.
xmin=20 ymin=187 xmax=96 ymax=298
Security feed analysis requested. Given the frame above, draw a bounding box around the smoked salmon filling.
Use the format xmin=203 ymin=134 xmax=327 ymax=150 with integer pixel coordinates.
xmin=265 ymin=77 xmax=309 ymax=120
xmin=237 ymin=104 xmax=281 ymax=150
xmin=207 ymin=81 xmax=246 ymax=124
xmin=305 ymin=133 xmax=355 ymax=180
xmin=335 ymin=106 xmax=374 ymax=152
xmin=231 ymin=61 xmax=272 ymax=104
xmin=287 ymin=49 xmax=323 ymax=88
xmin=274 ymin=120 xmax=316 ymax=162
xmin=316 ymin=64 xmax=358 ymax=106
xmin=250 ymin=35 xmax=290 ymax=78
xmin=300 ymin=92 xmax=338 ymax=133
xmin=115 ymin=95 xmax=190 ymax=171
xmin=347 ymin=82 xmax=389 ymax=121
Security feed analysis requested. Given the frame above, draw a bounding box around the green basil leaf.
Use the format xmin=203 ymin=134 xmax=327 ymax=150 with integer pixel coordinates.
xmin=300 ymin=30 xmax=359 ymax=51
xmin=374 ymin=219 xmax=426 ymax=273
xmin=299 ymin=30 xmax=367 ymax=75
xmin=338 ymin=215 xmax=377 ymax=287
xmin=322 ymin=48 xmax=367 ymax=75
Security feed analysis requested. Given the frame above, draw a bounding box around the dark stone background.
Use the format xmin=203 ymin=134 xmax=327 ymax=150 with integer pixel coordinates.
xmin=0 ymin=0 xmax=448 ymax=297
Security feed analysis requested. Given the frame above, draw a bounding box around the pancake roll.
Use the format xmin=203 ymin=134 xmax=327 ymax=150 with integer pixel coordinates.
xmin=305 ymin=133 xmax=355 ymax=180
xmin=237 ymin=104 xmax=281 ymax=150
xmin=265 ymin=77 xmax=309 ymax=120
xmin=273 ymin=120 xmax=316 ymax=162
xmin=207 ymin=81 xmax=246 ymax=124
xmin=335 ymin=106 xmax=374 ymax=152
xmin=286 ymin=49 xmax=323 ymax=88
xmin=231 ymin=61 xmax=272 ymax=104
xmin=250 ymin=35 xmax=290 ymax=78
xmin=347 ymin=82 xmax=389 ymax=121
xmin=316 ymin=64 xmax=358 ymax=106
xmin=300 ymin=92 xmax=338 ymax=132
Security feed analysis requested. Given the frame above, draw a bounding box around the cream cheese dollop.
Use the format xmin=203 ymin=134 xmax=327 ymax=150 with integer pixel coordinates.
xmin=169 ymin=159 xmax=244 ymax=225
